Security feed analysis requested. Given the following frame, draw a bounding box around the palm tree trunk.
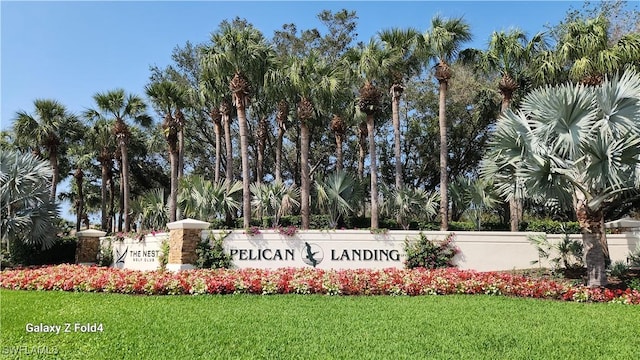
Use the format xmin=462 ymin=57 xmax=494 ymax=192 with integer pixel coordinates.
xmin=256 ymin=117 xmax=267 ymax=186
xmin=120 ymin=141 xmax=131 ymax=232
xmin=235 ymin=97 xmax=252 ymax=229
xmin=300 ymin=122 xmax=310 ymax=229
xmin=214 ymin=119 xmax=222 ymax=183
xmin=392 ymin=92 xmax=403 ymax=189
xmin=358 ymin=121 xmax=367 ymax=180
xmin=275 ymin=125 xmax=284 ymax=183
xmin=502 ymin=95 xmax=523 ymax=232
xmin=438 ymin=81 xmax=449 ymax=231
xmin=576 ymin=198 xmax=608 ymax=287
xmin=74 ymin=168 xmax=84 ymax=232
xmin=335 ymin=133 xmax=343 ymax=172
xmin=223 ymin=111 xmax=234 ymax=226
xmin=178 ymin=130 xmax=184 ymax=178
xmin=100 ymin=160 xmax=109 ymax=232
xmin=49 ymin=150 xmax=59 ymax=200
xmin=509 ymin=197 xmax=523 ymax=232
xmin=168 ymin=151 xmax=178 ymax=222
xmin=367 ymin=114 xmax=379 ymax=229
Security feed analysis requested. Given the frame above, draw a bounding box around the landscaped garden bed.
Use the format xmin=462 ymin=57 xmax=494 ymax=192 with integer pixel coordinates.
xmin=2 ymin=264 xmax=638 ymax=304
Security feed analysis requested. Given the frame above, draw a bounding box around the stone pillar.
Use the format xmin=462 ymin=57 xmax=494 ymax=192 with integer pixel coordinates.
xmin=75 ymin=229 xmax=107 ymax=265
xmin=166 ymin=218 xmax=210 ymax=271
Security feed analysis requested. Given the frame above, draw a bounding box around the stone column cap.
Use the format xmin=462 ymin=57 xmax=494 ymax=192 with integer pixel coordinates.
xmin=76 ymin=229 xmax=107 ymax=238
xmin=167 ymin=218 xmax=210 ymax=230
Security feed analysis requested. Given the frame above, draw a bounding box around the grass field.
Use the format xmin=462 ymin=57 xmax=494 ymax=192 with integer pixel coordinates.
xmin=1 ymin=290 xmax=639 ymax=359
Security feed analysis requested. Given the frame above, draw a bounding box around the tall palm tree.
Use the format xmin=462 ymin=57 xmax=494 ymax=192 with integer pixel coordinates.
xmin=13 ymin=99 xmax=79 ymax=200
xmin=349 ymin=39 xmax=401 ymax=229
xmin=288 ymin=52 xmax=340 ymax=229
xmin=460 ymin=29 xmax=545 ymax=231
xmin=203 ymin=20 xmax=272 ymax=228
xmin=86 ymin=89 xmax=152 ymax=232
xmin=379 ymin=27 xmax=422 ymax=189
xmin=482 ymin=69 xmax=640 ymax=287
xmin=66 ymin=133 xmax=93 ymax=232
xmin=82 ymin=117 xmax=116 ymax=232
xmin=145 ymin=80 xmax=187 ymax=222
xmin=421 ymin=15 xmax=472 ymax=231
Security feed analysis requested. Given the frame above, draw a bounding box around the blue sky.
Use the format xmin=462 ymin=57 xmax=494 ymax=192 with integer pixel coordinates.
xmin=2 ymin=0 xmax=589 ymax=130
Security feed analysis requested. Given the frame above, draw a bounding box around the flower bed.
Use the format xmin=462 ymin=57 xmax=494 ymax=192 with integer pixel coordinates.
xmin=1 ymin=264 xmax=638 ymax=304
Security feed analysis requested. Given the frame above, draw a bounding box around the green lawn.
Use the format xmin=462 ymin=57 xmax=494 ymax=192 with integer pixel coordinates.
xmin=1 ymin=290 xmax=639 ymax=359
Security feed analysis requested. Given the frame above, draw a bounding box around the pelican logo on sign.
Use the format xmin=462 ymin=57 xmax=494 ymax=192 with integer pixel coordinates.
xmin=301 ymin=242 xmax=323 ymax=267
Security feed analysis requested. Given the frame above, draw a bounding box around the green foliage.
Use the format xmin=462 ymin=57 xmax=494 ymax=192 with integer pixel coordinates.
xmin=404 ymin=233 xmax=459 ymax=269
xmin=195 ymin=232 xmax=232 ymax=269
xmin=521 ymin=220 xmax=581 ymax=234
xmin=628 ymin=247 xmax=640 ymax=268
xmin=1 ymin=150 xmax=60 ymax=251
xmin=609 ymin=260 xmax=629 ymax=278
xmin=158 ymin=239 xmax=170 ymax=271
xmin=5 ymin=236 xmax=77 ymax=266
xmin=528 ymin=234 xmax=584 ymax=271
xmin=97 ymin=241 xmax=113 ymax=267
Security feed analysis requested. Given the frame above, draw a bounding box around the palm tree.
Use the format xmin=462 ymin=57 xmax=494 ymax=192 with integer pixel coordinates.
xmin=131 ymin=188 xmax=169 ymax=231
xmin=421 ymin=15 xmax=472 ymax=230
xmin=379 ymin=27 xmax=422 ymax=189
xmin=460 ymin=29 xmax=545 ymax=231
xmin=178 ymin=175 xmax=242 ymax=222
xmin=449 ymin=176 xmax=499 ymax=230
xmin=250 ymin=181 xmax=300 ymax=227
xmin=482 ymin=69 xmax=640 ymax=287
xmin=1 ymin=149 xmax=59 ymax=251
xmin=86 ymin=89 xmax=152 ymax=232
xmin=315 ymin=171 xmax=362 ymax=229
xmin=203 ymin=20 xmax=272 ymax=228
xmin=13 ymin=99 xmax=79 ymax=200
xmin=145 ymin=80 xmax=187 ymax=222
xmin=380 ymin=185 xmax=439 ymax=230
xmin=66 ymin=134 xmax=93 ymax=232
xmin=288 ymin=52 xmax=340 ymax=229
xmin=83 ymin=117 xmax=116 ymax=232
xmin=532 ymin=15 xmax=640 ymax=87
xmin=350 ymin=39 xmax=401 ymax=229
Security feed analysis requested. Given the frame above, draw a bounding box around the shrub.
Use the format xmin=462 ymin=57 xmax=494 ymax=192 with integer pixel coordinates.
xmin=158 ymin=239 xmax=170 ymax=271
xmin=521 ymin=220 xmax=581 ymax=234
xmin=404 ymin=232 xmax=459 ymax=269
xmin=195 ymin=232 xmax=231 ymax=269
xmin=610 ymin=261 xmax=629 ymax=278
xmin=6 ymin=236 xmax=77 ymax=266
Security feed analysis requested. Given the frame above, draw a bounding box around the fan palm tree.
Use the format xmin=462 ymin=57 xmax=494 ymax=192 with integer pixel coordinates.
xmin=380 ymin=185 xmax=439 ymax=230
xmin=379 ymin=27 xmax=422 ymax=189
xmin=178 ymin=175 xmax=242 ymax=222
xmin=13 ymin=99 xmax=79 ymax=200
xmin=482 ymin=69 xmax=640 ymax=287
xmin=203 ymin=20 xmax=272 ymax=228
xmin=349 ymin=39 xmax=401 ymax=229
xmin=86 ymin=89 xmax=152 ymax=232
xmin=145 ymin=80 xmax=187 ymax=222
xmin=1 ymin=149 xmax=59 ymax=251
xmin=131 ymin=188 xmax=168 ymax=231
xmin=460 ymin=29 xmax=545 ymax=231
xmin=449 ymin=176 xmax=500 ymax=230
xmin=421 ymin=15 xmax=472 ymax=230
xmin=315 ymin=171 xmax=362 ymax=229
xmin=289 ymin=52 xmax=340 ymax=229
xmin=250 ymin=181 xmax=300 ymax=227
